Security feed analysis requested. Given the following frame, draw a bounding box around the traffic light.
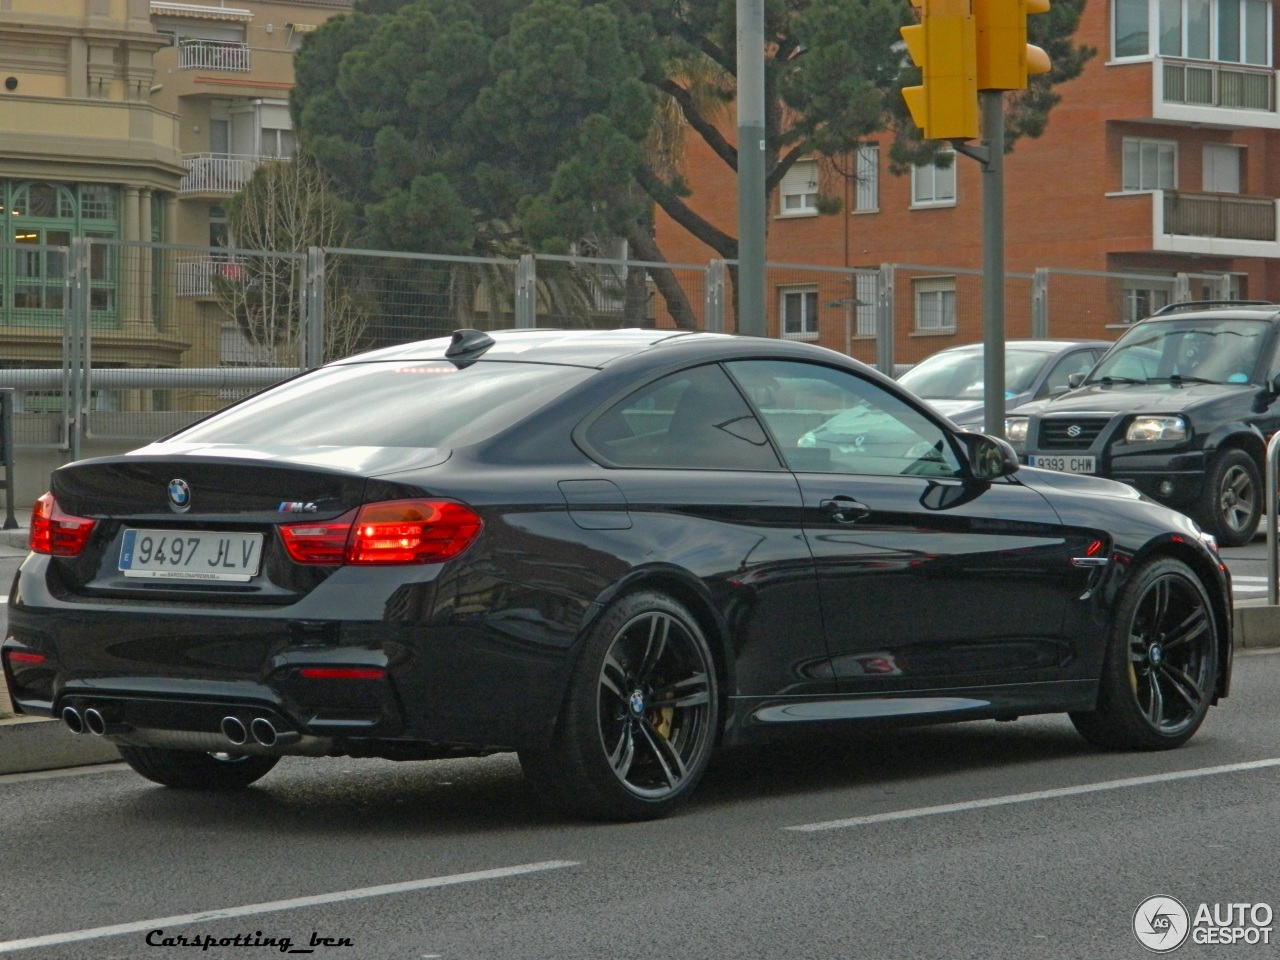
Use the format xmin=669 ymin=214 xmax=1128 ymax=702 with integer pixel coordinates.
xmin=900 ymin=0 xmax=979 ymax=141
xmin=974 ymin=0 xmax=1052 ymax=91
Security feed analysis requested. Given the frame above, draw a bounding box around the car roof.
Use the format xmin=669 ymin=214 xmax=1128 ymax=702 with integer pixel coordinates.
xmin=331 ymin=328 xmax=730 ymax=369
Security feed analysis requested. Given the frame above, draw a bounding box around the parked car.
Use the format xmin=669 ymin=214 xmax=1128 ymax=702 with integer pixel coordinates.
xmin=897 ymin=339 xmax=1111 ymax=429
xmin=1007 ymin=301 xmax=1280 ymax=547
xmin=3 ymin=329 xmax=1231 ymax=821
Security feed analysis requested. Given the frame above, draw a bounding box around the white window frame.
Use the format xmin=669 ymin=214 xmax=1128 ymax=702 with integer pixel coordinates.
xmin=854 ymin=144 xmax=879 ymax=214
xmin=913 ymin=277 xmax=956 ymax=334
xmin=1122 ymin=282 xmax=1173 ymax=323
xmin=779 ymin=160 xmax=819 ymax=217
xmin=1112 ymin=0 xmax=1153 ymax=59
xmin=779 ymin=286 xmax=820 ymax=340
xmin=1152 ymin=0 xmax=1274 ymax=63
xmin=1121 ymin=137 xmax=1178 ymax=191
xmin=1203 ymin=143 xmax=1242 ymax=192
xmin=910 ymin=151 xmax=956 ymax=208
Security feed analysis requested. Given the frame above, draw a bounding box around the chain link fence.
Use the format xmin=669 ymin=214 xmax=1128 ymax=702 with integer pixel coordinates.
xmin=0 ymin=238 xmax=1250 ymax=460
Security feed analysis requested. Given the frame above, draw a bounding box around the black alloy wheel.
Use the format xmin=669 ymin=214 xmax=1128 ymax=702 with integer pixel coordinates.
xmin=521 ymin=591 xmax=719 ymax=821
xmin=1200 ymin=448 xmax=1260 ymax=548
xmin=117 ymin=745 xmax=280 ymax=789
xmin=1070 ymin=557 xmax=1218 ymax=750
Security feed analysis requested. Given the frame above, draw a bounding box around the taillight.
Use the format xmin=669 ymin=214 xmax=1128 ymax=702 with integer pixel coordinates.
xmin=30 ymin=493 xmax=97 ymax=557
xmin=299 ymin=667 xmax=386 ymax=680
xmin=5 ymin=651 xmax=45 ymax=665
xmin=279 ymin=499 xmax=482 ymax=565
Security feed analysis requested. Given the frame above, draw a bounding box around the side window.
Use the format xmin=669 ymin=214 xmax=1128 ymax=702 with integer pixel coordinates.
xmin=1041 ymin=350 xmax=1099 ymax=395
xmin=726 ymin=359 xmax=962 ymax=479
xmin=583 ymin=364 xmax=781 ymax=471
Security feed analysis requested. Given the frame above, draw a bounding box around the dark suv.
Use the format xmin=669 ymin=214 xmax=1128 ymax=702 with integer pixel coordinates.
xmin=1007 ymin=301 xmax=1280 ymax=547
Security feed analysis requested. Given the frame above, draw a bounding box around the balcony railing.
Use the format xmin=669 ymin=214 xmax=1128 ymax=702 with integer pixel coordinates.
xmin=1161 ymin=58 xmax=1275 ymax=112
xmin=179 ymin=153 xmax=266 ymax=195
xmin=176 ymin=255 xmax=247 ymax=297
xmin=1162 ymin=191 xmax=1276 ymax=242
xmin=178 ymin=39 xmax=251 ymax=72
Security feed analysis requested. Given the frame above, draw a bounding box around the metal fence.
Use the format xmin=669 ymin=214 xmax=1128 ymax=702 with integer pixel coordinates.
xmin=0 ymin=236 xmax=1253 ymax=457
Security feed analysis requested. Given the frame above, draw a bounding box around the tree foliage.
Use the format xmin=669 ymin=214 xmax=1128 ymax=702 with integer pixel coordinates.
xmin=293 ymin=0 xmax=1095 ymax=266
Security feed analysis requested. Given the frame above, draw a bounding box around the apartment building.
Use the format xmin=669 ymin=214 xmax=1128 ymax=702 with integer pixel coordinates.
xmin=655 ymin=0 xmax=1278 ymax=358
xmin=0 ymin=0 xmax=349 ymax=389
xmin=0 ymin=0 xmax=180 ymax=370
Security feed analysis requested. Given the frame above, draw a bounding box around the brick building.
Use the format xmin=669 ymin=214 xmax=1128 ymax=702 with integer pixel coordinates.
xmin=654 ymin=0 xmax=1278 ymax=361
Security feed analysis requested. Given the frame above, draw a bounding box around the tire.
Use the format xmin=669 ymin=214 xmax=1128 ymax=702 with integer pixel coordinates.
xmin=1070 ymin=556 xmax=1218 ymax=750
xmin=520 ymin=591 xmax=720 ymax=821
xmin=118 ymin=745 xmax=279 ymax=789
xmin=1197 ymin=448 xmax=1260 ymax=548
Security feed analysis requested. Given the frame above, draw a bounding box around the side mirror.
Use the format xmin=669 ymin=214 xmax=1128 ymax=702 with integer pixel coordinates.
xmin=956 ymin=432 xmax=1020 ymax=480
xmin=1067 ymin=372 xmax=1086 ymax=389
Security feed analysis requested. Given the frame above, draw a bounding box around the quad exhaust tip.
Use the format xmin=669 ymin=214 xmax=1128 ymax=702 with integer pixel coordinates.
xmin=220 ymin=715 xmax=248 ymax=746
xmin=84 ymin=707 xmax=107 ymax=736
xmin=61 ymin=705 xmax=84 ymax=735
xmin=250 ymin=717 xmax=278 ymax=747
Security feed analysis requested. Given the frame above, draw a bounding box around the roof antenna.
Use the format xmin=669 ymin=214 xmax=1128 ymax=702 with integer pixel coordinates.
xmin=444 ymin=328 xmax=496 ymax=367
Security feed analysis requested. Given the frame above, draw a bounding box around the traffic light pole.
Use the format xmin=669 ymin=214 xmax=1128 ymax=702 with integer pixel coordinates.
xmin=736 ymin=0 xmax=767 ymax=338
xmin=955 ymin=90 xmax=1006 ymax=439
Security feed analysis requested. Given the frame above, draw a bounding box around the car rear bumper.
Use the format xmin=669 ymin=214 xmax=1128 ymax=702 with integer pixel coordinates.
xmin=3 ymin=558 xmax=591 ymax=755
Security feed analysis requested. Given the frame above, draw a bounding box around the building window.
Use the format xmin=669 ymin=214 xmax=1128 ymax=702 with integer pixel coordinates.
xmin=911 ymin=151 xmax=956 ymax=207
xmin=1141 ymin=0 xmax=1273 ymax=63
xmin=1123 ymin=283 xmax=1173 ymax=323
xmin=1 ymin=181 xmax=121 ymax=326
xmin=779 ymin=160 xmax=819 ymax=216
xmin=855 ymin=273 xmax=877 ymax=337
xmin=854 ymin=144 xmax=878 ymax=213
xmin=1122 ymin=138 xmax=1177 ymax=191
xmin=914 ymin=277 xmax=956 ymax=333
xmin=780 ymin=286 xmax=819 ymax=339
xmin=1114 ymin=0 xmax=1151 ymax=57
xmin=260 ymin=128 xmax=296 ymax=159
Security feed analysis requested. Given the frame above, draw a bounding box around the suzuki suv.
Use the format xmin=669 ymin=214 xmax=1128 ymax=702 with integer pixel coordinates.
xmin=1006 ymin=301 xmax=1280 ymax=547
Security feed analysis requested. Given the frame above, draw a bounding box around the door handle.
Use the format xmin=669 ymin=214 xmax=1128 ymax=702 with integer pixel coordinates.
xmin=820 ymin=496 xmax=871 ymax=523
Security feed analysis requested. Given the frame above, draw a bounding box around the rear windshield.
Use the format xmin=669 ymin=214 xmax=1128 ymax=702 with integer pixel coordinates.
xmin=173 ymin=361 xmax=593 ymax=448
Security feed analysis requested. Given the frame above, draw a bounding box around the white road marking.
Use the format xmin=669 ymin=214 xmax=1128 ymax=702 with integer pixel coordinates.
xmin=786 ymin=757 xmax=1280 ymax=833
xmin=0 ymin=861 xmax=578 ymax=954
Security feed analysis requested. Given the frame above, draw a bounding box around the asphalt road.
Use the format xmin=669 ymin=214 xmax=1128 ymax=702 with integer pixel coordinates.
xmin=1 ymin=551 xmax=1280 ymax=959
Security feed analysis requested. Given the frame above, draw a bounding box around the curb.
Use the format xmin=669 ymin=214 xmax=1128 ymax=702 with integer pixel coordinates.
xmin=0 ymin=717 xmax=121 ymax=775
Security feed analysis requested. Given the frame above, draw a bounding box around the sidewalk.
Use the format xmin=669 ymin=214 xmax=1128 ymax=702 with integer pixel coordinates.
xmin=2 ymin=507 xmax=1280 ymax=778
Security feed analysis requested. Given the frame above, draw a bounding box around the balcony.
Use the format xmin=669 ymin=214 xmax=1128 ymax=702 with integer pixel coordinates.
xmin=1152 ymin=190 xmax=1278 ymax=257
xmin=178 ymin=39 xmax=251 ymax=72
xmin=1154 ymin=57 xmax=1280 ymax=129
xmin=179 ymin=153 xmax=275 ymax=195
xmin=176 ymin=254 xmax=246 ymax=297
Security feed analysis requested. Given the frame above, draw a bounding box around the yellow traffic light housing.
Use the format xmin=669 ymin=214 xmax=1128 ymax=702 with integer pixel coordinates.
xmin=900 ymin=0 xmax=979 ymax=141
xmin=974 ymin=0 xmax=1052 ymax=91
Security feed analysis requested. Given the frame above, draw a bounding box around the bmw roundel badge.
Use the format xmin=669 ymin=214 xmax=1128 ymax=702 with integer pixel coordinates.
xmin=167 ymin=478 xmax=191 ymax=513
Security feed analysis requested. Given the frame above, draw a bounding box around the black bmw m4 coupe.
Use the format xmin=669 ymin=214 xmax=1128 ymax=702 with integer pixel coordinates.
xmin=3 ymin=329 xmax=1232 ymax=820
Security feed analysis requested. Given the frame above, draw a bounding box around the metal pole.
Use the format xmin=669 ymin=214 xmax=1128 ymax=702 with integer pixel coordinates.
xmin=0 ymin=389 xmax=15 ymax=529
xmin=736 ymin=0 xmax=767 ymax=337
xmin=980 ymin=90 xmax=1006 ymax=439
xmin=1268 ymin=430 xmax=1280 ymax=605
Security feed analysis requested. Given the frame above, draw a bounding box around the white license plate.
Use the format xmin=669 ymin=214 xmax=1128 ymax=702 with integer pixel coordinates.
xmin=1029 ymin=455 xmax=1096 ymax=474
xmin=119 ymin=529 xmax=263 ymax=582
